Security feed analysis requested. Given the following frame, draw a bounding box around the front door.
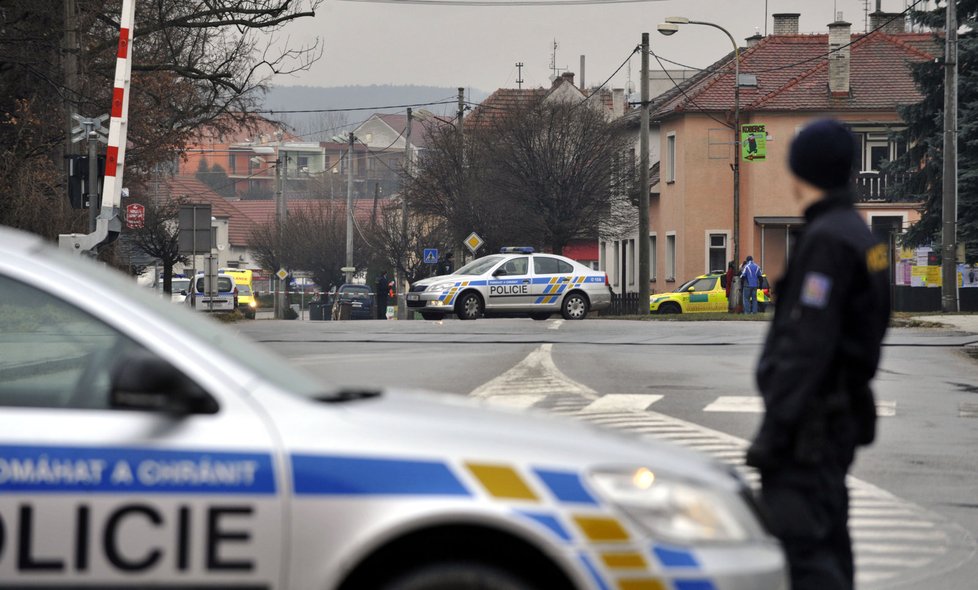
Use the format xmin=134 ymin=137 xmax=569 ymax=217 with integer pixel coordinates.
xmin=487 ymin=256 xmax=533 ymax=309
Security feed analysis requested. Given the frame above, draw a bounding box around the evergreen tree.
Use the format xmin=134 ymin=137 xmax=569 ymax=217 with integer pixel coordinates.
xmin=889 ymin=1 xmax=978 ymax=261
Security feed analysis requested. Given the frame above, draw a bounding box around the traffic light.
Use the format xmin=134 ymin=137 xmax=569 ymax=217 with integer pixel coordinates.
xmin=66 ymin=155 xmax=105 ymax=209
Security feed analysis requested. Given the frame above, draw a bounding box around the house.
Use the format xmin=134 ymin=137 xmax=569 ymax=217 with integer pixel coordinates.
xmin=602 ymin=11 xmax=938 ymax=294
xmin=465 ymin=72 xmax=627 ymax=267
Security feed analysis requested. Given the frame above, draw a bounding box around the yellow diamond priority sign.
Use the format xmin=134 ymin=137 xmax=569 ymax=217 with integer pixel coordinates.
xmin=464 ymin=232 xmax=484 ymax=254
xmin=276 ymin=268 xmax=289 ymax=281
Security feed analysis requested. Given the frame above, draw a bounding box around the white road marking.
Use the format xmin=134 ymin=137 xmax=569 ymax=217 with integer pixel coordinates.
xmin=469 ymin=344 xmax=596 ymax=399
xmin=469 ymin=345 xmax=973 ymax=589
xmin=548 ymin=319 xmax=564 ymax=330
xmin=582 ymin=394 xmax=663 ymax=413
xmin=959 ymin=402 xmax=978 ymax=418
xmin=704 ymin=396 xmax=763 ymax=412
xmin=704 ymin=396 xmax=897 ymax=417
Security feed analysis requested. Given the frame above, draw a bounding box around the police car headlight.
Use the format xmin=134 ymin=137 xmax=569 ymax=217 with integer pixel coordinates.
xmin=425 ymin=281 xmax=455 ymax=293
xmin=590 ymin=468 xmax=755 ymax=544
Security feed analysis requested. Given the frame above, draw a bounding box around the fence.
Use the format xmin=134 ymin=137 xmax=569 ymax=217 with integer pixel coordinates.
xmin=605 ymin=292 xmax=644 ymax=316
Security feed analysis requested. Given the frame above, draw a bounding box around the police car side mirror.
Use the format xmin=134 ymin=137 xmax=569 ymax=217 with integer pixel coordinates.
xmin=109 ymin=351 xmax=218 ymax=415
xmin=494 ymin=269 xmax=508 ymax=277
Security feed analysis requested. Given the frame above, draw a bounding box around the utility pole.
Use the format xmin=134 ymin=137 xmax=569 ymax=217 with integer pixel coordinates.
xmin=516 ymin=62 xmax=525 ymax=89
xmin=942 ymin=0 xmax=959 ymax=312
xmin=638 ymin=34 xmax=651 ymax=310
xmin=457 ymin=88 xmax=465 ymax=264
xmin=399 ymin=108 xmax=413 ymax=320
xmin=64 ymin=0 xmax=80 ymax=160
xmin=346 ymin=132 xmax=355 ymax=284
xmin=274 ymin=151 xmax=285 ymax=319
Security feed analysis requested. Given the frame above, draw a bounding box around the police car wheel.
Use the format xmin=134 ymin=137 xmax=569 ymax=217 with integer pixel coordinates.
xmin=455 ymin=292 xmax=483 ymax=320
xmin=382 ymin=562 xmax=536 ymax=590
xmin=560 ymin=293 xmax=589 ymax=320
xmin=529 ymin=312 xmax=551 ymax=321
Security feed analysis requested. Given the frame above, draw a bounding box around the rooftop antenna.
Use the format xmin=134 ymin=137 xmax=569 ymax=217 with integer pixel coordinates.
xmin=516 ymin=62 xmax=524 ymax=89
xmin=549 ymin=39 xmax=567 ymax=83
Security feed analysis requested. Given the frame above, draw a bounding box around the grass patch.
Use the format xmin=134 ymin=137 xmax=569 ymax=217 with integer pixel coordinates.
xmin=601 ymin=312 xmax=772 ymax=321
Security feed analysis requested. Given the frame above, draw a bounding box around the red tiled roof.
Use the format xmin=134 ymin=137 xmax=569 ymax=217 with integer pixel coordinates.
xmin=653 ymin=31 xmax=939 ymax=118
xmin=464 ymin=87 xmax=549 ymax=129
xmin=230 ymin=197 xmax=385 ymax=227
xmin=161 ymin=176 xmax=256 ymax=247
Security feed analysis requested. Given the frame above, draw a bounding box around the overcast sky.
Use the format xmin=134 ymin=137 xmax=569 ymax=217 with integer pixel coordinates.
xmin=274 ymin=0 xmax=926 ymax=95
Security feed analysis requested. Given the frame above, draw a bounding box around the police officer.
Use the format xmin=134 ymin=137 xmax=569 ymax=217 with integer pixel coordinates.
xmin=374 ymin=271 xmax=388 ymax=319
xmin=746 ymin=119 xmax=890 ymax=590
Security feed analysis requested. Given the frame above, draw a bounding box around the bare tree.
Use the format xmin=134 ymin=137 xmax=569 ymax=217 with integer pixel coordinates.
xmin=0 ymin=0 xmax=322 ymax=237
xmin=365 ymin=200 xmax=454 ymax=284
xmin=405 ymin=99 xmax=634 ymax=255
xmin=124 ymin=193 xmax=189 ymax=293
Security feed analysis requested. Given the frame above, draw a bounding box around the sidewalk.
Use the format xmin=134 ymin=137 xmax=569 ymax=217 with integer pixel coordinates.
xmin=911 ymin=314 xmax=978 ymax=334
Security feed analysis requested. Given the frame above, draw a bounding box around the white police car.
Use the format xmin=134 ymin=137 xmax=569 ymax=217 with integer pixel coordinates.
xmin=408 ymin=247 xmax=613 ymax=321
xmin=0 ymin=226 xmax=785 ymax=589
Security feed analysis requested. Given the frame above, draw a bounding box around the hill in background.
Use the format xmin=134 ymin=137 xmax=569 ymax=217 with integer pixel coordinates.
xmin=263 ymin=85 xmax=489 ymax=142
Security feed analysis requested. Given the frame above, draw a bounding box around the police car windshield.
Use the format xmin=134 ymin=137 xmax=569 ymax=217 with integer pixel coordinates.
xmin=454 ymin=255 xmax=506 ymax=276
xmin=38 ymin=245 xmax=330 ymax=400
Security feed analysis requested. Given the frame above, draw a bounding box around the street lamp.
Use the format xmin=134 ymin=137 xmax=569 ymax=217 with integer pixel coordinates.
xmin=657 ymin=16 xmax=742 ymax=274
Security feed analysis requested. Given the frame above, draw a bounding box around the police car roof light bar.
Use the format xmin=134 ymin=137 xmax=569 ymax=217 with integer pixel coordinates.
xmin=500 ymin=247 xmax=534 ymax=254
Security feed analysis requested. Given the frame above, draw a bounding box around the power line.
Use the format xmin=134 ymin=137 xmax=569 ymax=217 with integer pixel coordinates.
xmin=649 ymin=50 xmax=732 ymax=129
xmin=580 ymin=46 xmax=639 ymax=105
xmin=257 ymin=99 xmax=457 ymax=115
xmin=338 ymin=0 xmax=669 ymax=5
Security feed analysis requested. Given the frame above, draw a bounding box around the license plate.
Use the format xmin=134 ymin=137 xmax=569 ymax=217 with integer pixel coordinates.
xmin=407 ymin=294 xmax=420 ymax=301
xmin=352 ymin=302 xmax=362 ymax=308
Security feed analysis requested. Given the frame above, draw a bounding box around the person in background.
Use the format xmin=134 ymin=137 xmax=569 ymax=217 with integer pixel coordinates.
xmin=725 ymin=260 xmax=737 ymax=312
xmin=746 ymin=119 xmax=890 ymax=590
xmin=741 ymin=255 xmax=762 ymax=314
xmin=374 ymin=271 xmax=388 ymax=319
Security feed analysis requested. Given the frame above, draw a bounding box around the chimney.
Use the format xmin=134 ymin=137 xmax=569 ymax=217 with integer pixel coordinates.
xmin=745 ymin=33 xmax=763 ymax=48
xmin=560 ymin=71 xmax=575 ymax=87
xmin=772 ymin=13 xmax=800 ymax=35
xmin=870 ymin=11 xmax=907 ymax=34
xmin=612 ymin=88 xmax=625 ymax=117
xmin=828 ymin=19 xmax=852 ymax=97
xmin=580 ymin=55 xmax=586 ymax=90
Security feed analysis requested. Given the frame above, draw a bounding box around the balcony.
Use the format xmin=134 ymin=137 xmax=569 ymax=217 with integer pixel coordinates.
xmin=855 ymin=171 xmax=909 ymax=202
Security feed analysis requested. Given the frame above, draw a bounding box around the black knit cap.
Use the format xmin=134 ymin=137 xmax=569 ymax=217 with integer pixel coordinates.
xmin=788 ymin=119 xmax=858 ymax=190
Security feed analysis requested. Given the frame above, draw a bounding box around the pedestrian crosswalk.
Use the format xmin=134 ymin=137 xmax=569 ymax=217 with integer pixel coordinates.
xmin=483 ymin=393 xmax=900 ymax=416
xmin=469 ymin=345 xmax=969 ymax=589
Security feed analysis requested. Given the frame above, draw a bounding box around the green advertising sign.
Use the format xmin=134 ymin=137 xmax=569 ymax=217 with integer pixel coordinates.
xmin=741 ymin=124 xmax=767 ymax=162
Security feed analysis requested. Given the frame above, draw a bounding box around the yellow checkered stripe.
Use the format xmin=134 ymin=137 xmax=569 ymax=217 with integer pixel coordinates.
xmin=536 ymin=276 xmax=587 ymax=305
xmin=439 ymin=281 xmax=470 ymax=305
xmin=462 ymin=462 xmax=705 ymax=590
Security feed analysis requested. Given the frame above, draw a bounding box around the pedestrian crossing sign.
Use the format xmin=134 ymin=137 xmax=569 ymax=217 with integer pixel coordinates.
xmin=423 ymin=248 xmax=438 ymax=264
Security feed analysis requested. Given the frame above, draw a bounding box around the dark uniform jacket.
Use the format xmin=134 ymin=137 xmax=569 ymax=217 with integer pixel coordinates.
xmin=747 ymin=190 xmax=890 ymax=471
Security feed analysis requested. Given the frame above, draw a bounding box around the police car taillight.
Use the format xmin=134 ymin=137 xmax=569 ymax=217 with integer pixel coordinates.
xmin=604 ymin=273 xmax=610 ymax=286
xmin=499 ymin=246 xmax=534 ymax=254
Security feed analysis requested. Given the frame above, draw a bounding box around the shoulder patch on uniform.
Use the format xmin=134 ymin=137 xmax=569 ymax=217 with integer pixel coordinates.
xmin=800 ymin=272 xmax=832 ymax=309
xmin=867 ymin=243 xmax=889 ymax=273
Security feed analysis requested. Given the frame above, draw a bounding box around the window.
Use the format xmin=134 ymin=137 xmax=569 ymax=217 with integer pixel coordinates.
xmin=534 ymin=257 xmax=573 ymax=275
xmin=497 ymin=257 xmax=528 ymax=276
xmin=0 ymin=276 xmax=148 ymax=410
xmin=297 ymin=156 xmax=309 ymax=169
xmin=666 ymin=133 xmax=676 ymax=183
xmin=649 ymin=235 xmax=657 ymax=281
xmin=627 ymin=239 xmax=636 ymax=286
xmin=228 ymin=154 xmax=236 ymax=173
xmin=708 ymin=233 xmax=727 ymax=273
xmin=666 ymin=234 xmax=676 ymax=281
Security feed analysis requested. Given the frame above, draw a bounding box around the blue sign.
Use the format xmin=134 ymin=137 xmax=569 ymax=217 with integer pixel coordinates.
xmin=423 ymin=248 xmax=439 ymax=264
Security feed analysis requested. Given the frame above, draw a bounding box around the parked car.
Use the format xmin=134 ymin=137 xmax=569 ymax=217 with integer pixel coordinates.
xmin=185 ymin=273 xmax=238 ymax=312
xmin=649 ymin=272 xmax=772 ymax=314
xmin=0 ymin=224 xmax=787 ymax=589
xmin=157 ymin=276 xmax=191 ymax=304
xmin=331 ymin=283 xmax=374 ymax=320
xmin=220 ymin=268 xmax=258 ymax=319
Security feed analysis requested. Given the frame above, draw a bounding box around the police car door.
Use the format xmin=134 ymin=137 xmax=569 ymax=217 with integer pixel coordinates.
xmin=530 ymin=256 xmax=572 ymax=309
xmin=487 ymin=256 xmax=533 ymax=309
xmin=0 ymin=274 xmax=284 ymax=588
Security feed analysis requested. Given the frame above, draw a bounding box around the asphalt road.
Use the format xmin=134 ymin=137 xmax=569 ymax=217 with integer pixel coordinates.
xmin=235 ymin=316 xmax=978 ymax=589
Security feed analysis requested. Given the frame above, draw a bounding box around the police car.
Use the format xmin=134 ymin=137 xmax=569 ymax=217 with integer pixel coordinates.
xmin=408 ymin=247 xmax=613 ymax=321
xmin=0 ymin=226 xmax=785 ymax=589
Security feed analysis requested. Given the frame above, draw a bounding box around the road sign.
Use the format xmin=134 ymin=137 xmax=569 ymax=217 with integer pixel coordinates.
xmin=423 ymin=248 xmax=439 ymax=264
xmin=464 ymin=232 xmax=484 ymax=254
xmin=125 ymin=203 xmax=145 ymax=229
xmin=276 ymin=268 xmax=289 ymax=281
